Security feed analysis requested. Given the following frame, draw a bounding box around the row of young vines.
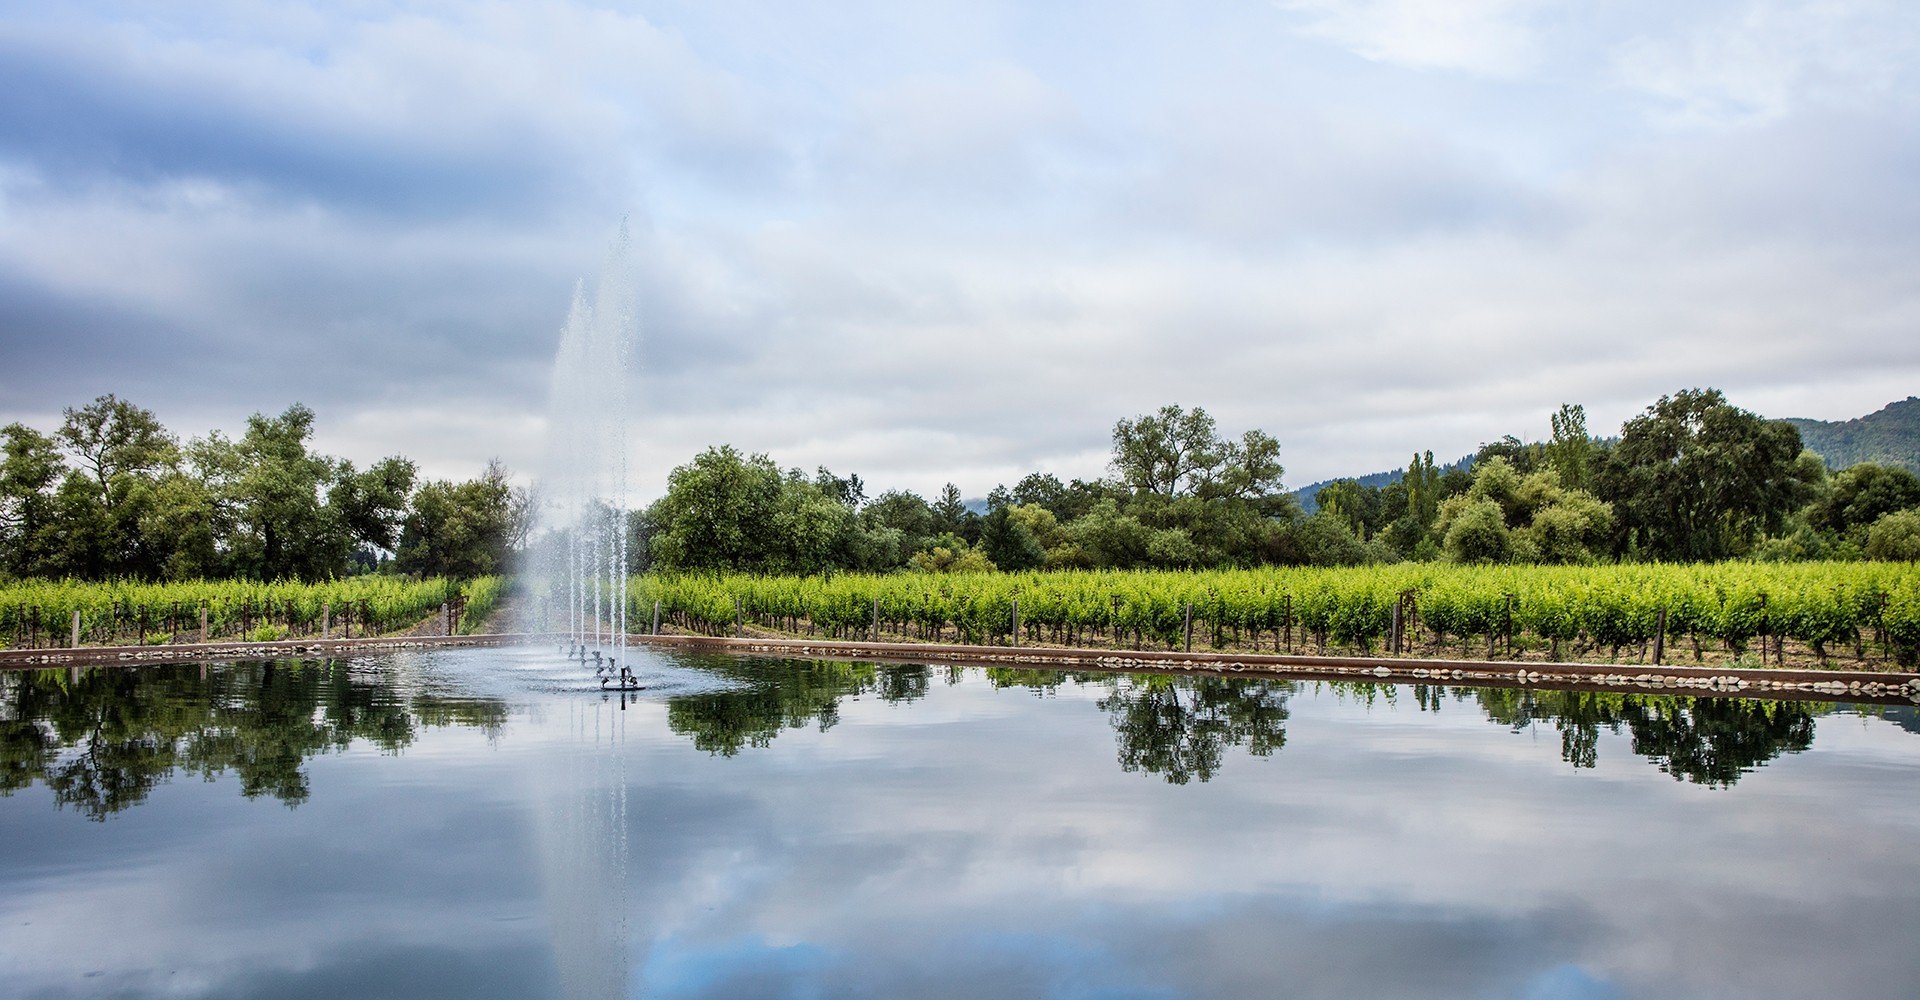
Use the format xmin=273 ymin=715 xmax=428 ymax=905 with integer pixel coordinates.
xmin=0 ymin=576 xmax=506 ymax=648
xmin=520 ymin=562 xmax=1920 ymax=667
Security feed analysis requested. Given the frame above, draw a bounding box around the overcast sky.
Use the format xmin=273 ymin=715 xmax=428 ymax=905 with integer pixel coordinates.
xmin=3 ymin=0 xmax=1917 ymax=499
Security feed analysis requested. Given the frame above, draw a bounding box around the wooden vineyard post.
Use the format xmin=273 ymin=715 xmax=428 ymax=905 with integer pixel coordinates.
xmin=1284 ymin=595 xmax=1293 ymax=653
xmin=1400 ymin=589 xmax=1419 ymax=657
xmin=1504 ymin=593 xmax=1516 ymax=658
xmin=1652 ymin=608 xmax=1667 ymax=665
xmin=322 ymin=602 xmax=331 ymax=639
xmin=652 ymin=600 xmax=661 ymax=636
xmin=1390 ymin=602 xmax=1402 ymax=656
xmin=735 ymin=597 xmax=743 ymax=637
xmin=872 ymin=597 xmax=881 ymax=643
xmin=1183 ymin=603 xmax=1193 ymax=653
xmin=71 ymin=610 xmax=81 ymax=649
xmin=199 ymin=603 xmax=209 ymax=643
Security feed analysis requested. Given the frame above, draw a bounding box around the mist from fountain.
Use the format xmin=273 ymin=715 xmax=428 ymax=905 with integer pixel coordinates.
xmin=527 ymin=224 xmax=638 ymax=667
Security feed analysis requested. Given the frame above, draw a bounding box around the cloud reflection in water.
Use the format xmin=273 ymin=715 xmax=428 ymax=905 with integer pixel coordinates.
xmin=1 ymin=649 xmax=1917 ymax=999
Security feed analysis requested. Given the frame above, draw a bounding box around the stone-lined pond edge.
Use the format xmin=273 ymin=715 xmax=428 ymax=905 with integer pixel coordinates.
xmin=6 ymin=632 xmax=1917 ymax=706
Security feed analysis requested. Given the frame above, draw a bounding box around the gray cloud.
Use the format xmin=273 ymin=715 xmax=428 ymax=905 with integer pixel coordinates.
xmin=0 ymin=0 xmax=1914 ymax=497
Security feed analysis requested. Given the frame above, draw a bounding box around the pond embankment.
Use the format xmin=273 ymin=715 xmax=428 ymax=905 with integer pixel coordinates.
xmin=11 ymin=631 xmax=1916 ymax=707
xmin=620 ymin=634 xmax=1920 ymax=706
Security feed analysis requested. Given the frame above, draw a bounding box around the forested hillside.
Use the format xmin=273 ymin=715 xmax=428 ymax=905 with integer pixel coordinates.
xmin=1787 ymin=397 xmax=1920 ymax=473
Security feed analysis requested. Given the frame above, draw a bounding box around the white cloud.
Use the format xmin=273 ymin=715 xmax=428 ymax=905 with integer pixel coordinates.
xmin=1 ymin=0 xmax=1916 ymax=497
xmin=1612 ymin=0 xmax=1920 ymax=126
xmin=1273 ymin=0 xmax=1555 ymax=77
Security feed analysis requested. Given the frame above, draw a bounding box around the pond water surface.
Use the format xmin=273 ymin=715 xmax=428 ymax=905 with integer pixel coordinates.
xmin=3 ymin=646 xmax=1918 ymax=999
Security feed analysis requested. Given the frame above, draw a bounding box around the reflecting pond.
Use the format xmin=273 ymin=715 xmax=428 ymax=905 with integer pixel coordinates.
xmin=3 ymin=646 xmax=1918 ymax=999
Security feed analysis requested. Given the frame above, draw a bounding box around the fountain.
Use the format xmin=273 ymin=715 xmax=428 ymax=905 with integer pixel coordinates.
xmin=527 ymin=224 xmax=639 ymax=666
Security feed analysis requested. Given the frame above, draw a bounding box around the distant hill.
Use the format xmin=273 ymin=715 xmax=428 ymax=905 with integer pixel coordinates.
xmin=1785 ymin=396 xmax=1920 ymax=474
xmin=1293 ymin=454 xmax=1472 ymax=514
xmin=1288 ymin=397 xmax=1919 ymax=511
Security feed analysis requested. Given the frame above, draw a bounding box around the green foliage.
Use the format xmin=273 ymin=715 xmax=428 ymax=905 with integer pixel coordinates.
xmin=1866 ymin=510 xmax=1920 ymax=562
xmin=396 ymin=461 xmax=515 ymax=578
xmin=0 ymin=576 xmax=503 ymax=646
xmin=1546 ymin=403 xmax=1594 ymax=490
xmin=1110 ymin=404 xmax=1285 ymax=504
xmin=0 ymin=395 xmax=531 ymax=585
xmin=330 ymin=456 xmax=418 ymax=553
xmin=1603 ymin=388 xmax=1816 ymax=561
xmin=1806 ymin=463 xmax=1920 ymax=537
xmin=645 ymin=446 xmax=857 ymax=575
xmin=587 ymin=562 xmax=1920 ymax=665
xmin=907 ymin=537 xmax=997 ymax=573
xmin=1292 ymin=511 xmax=1369 ymax=566
xmin=979 ymin=507 xmax=1047 ymax=571
xmin=0 ymin=422 xmax=65 ymax=578
xmin=1439 ymin=497 xmax=1510 ymax=563
xmin=190 ymin=403 xmax=349 ymax=580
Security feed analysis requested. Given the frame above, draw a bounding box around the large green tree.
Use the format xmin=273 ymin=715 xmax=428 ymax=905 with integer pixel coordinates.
xmin=1597 ymin=389 xmax=1816 ymax=560
xmin=190 ymin=404 xmax=349 ymax=580
xmin=396 ymin=461 xmax=515 ymax=578
xmin=0 ymin=423 xmax=65 ymax=578
xmin=646 ymin=446 xmax=855 ymax=574
xmin=45 ymin=395 xmax=183 ymax=578
xmin=1545 ymin=403 xmax=1595 ymax=490
xmin=1111 ymin=404 xmax=1284 ymax=504
xmin=1107 ymin=404 xmax=1290 ymax=566
xmin=1805 ymin=463 xmax=1920 ymax=538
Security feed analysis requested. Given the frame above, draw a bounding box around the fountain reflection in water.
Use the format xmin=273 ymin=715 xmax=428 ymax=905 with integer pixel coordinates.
xmin=536 ymin=695 xmax=637 ymax=999
xmin=529 ymin=223 xmax=638 ymax=668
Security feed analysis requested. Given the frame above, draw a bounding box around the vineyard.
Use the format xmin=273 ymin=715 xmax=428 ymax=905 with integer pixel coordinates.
xmin=10 ymin=563 xmax=1918 ymax=670
xmin=0 ymin=576 xmax=506 ymax=648
xmin=527 ymin=562 xmax=1920 ymax=669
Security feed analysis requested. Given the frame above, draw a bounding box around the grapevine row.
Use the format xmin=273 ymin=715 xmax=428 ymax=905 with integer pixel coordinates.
xmin=519 ymin=563 xmax=1920 ymax=668
xmin=0 ymin=576 xmax=505 ymax=648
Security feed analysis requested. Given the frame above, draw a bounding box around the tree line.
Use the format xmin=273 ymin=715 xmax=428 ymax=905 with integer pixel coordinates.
xmin=1 ymin=395 xmax=526 ymax=582
xmin=1312 ymin=390 xmax=1920 ymax=566
xmin=634 ymin=388 xmax=1920 ymax=575
xmin=7 ymin=387 xmax=1916 ymax=584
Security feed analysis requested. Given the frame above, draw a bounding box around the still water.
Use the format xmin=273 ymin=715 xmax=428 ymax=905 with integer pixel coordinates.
xmin=3 ymin=646 xmax=1918 ymax=999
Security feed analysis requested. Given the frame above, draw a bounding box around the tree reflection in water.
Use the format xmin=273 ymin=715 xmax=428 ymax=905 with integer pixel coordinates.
xmin=1470 ymin=687 xmax=1818 ymax=786
xmin=1095 ymin=675 xmax=1291 ymax=785
xmin=0 ymin=661 xmax=507 ymax=820
xmin=0 ymin=657 xmax=1872 ymax=819
xmin=664 ymin=659 xmax=929 ymax=756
